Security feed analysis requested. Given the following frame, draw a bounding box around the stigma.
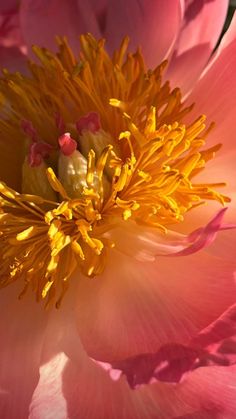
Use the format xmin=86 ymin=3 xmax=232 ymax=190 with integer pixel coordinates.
xmin=0 ymin=35 xmax=229 ymax=307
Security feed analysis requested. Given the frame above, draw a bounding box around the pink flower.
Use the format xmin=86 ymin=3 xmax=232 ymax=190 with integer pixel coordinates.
xmin=0 ymin=1 xmax=236 ymax=418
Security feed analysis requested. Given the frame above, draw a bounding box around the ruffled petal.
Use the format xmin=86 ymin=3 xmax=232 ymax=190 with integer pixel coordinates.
xmin=166 ymin=0 xmax=228 ymax=94
xmin=105 ymin=304 xmax=236 ymax=387
xmin=146 ymin=365 xmax=236 ymax=418
xmin=75 ymin=247 xmax=236 ymax=362
xmin=29 ymin=298 xmax=236 ymax=418
xmin=30 ymin=353 xmax=153 ymax=419
xmin=31 ymin=353 xmax=236 ymax=418
xmin=29 ymin=294 xmax=152 ymax=419
xmin=180 ymin=18 xmax=236 ymax=260
xmin=185 ymin=16 xmax=236 ymax=152
xmin=108 ymin=208 xmax=235 ymax=261
xmin=170 ymin=208 xmax=236 ymax=257
xmin=108 ymin=221 xmax=192 ymax=262
xmin=105 ymin=0 xmax=183 ymax=68
xmin=0 ymin=285 xmax=47 ymax=419
xmin=103 ymin=343 xmax=200 ymax=387
xmin=20 ymin=0 xmax=101 ymax=54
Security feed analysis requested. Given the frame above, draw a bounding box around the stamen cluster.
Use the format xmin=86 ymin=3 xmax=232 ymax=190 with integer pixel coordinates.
xmin=0 ymin=35 xmax=228 ymax=306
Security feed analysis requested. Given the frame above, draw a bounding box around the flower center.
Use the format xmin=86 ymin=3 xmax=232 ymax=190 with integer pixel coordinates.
xmin=0 ymin=35 xmax=229 ymax=307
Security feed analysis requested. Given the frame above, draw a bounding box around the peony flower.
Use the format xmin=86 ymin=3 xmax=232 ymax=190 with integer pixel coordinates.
xmin=0 ymin=0 xmax=236 ymax=418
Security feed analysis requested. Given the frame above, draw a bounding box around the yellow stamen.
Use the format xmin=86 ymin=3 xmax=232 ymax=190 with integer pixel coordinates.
xmin=0 ymin=35 xmax=229 ymax=306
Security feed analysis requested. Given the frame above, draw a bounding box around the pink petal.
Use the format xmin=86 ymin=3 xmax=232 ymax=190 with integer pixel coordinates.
xmin=105 ymin=0 xmax=183 ymax=68
xmin=29 ymin=294 xmax=151 ymax=419
xmin=0 ymin=10 xmax=24 ymax=49
xmin=0 ymin=285 xmax=47 ymax=419
xmin=33 ymin=351 xmax=234 ymax=419
xmin=0 ymin=1 xmax=19 ymax=13
xmin=108 ymin=208 xmax=235 ymax=261
xmin=107 ymin=222 xmax=188 ymax=262
xmin=180 ymin=18 xmax=236 ymax=261
xmin=192 ymin=303 xmax=236 ymax=349
xmin=213 ymin=13 xmax=236 ymax=54
xmin=166 ymin=0 xmax=228 ymax=95
xmin=170 ymin=208 xmax=236 ymax=257
xmin=29 ymin=353 xmax=68 ymax=419
xmin=147 ymin=365 xmax=236 ymax=418
xmin=31 ymin=353 xmax=152 ymax=419
xmin=106 ymin=343 xmax=200 ymax=387
xmin=205 ymin=226 xmax=236 ymax=263
xmin=29 ymin=302 xmax=236 ymax=418
xmin=98 ymin=305 xmax=236 ymax=387
xmin=180 ymin=150 xmax=236 ymax=263
xmin=19 ymin=0 xmax=101 ymax=55
xmin=75 ymin=248 xmax=236 ymax=362
xmin=86 ymin=0 xmax=108 ymax=34
xmin=0 ymin=46 xmax=27 ymax=72
xmin=186 ymin=16 xmax=236 ymax=153
xmin=88 ymin=0 xmax=108 ymax=15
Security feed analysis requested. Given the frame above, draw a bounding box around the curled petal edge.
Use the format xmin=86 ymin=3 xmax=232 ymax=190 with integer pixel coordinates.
xmin=161 ymin=207 xmax=236 ymax=257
